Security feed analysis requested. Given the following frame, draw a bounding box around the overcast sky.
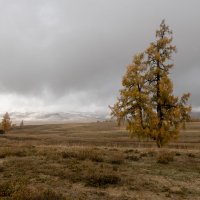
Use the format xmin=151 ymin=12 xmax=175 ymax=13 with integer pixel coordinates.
xmin=0 ymin=0 xmax=199 ymax=113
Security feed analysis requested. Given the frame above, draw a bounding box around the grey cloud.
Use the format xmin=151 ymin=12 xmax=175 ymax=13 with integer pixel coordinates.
xmin=0 ymin=0 xmax=199 ymax=112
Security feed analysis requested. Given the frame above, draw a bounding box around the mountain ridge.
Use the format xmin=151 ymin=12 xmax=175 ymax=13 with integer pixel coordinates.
xmin=1 ymin=111 xmax=109 ymax=125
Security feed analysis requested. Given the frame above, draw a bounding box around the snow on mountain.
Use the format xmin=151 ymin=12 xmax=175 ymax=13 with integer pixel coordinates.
xmin=1 ymin=112 xmax=109 ymax=125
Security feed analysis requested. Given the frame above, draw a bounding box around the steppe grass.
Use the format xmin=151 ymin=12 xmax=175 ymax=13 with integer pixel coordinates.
xmin=0 ymin=122 xmax=199 ymax=199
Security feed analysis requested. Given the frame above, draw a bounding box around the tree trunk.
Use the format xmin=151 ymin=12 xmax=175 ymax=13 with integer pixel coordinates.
xmin=156 ymin=137 xmax=163 ymax=148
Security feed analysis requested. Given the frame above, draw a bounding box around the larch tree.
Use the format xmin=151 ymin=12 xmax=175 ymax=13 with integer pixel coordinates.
xmin=1 ymin=112 xmax=12 ymax=132
xmin=111 ymin=20 xmax=191 ymax=147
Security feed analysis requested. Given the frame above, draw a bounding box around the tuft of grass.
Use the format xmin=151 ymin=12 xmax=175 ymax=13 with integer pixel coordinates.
xmin=61 ymin=151 xmax=77 ymax=159
xmin=175 ymin=152 xmax=181 ymax=156
xmin=0 ymin=182 xmax=15 ymax=197
xmin=140 ymin=150 xmax=156 ymax=158
xmin=61 ymin=148 xmax=103 ymax=162
xmin=0 ymin=165 xmax=4 ymax=172
xmin=108 ymin=153 xmax=124 ymax=164
xmin=12 ymin=188 xmax=65 ymax=200
xmin=0 ymin=148 xmax=28 ymax=158
xmin=187 ymin=153 xmax=195 ymax=158
xmin=0 ymin=181 xmax=65 ymax=200
xmin=85 ymin=170 xmax=121 ymax=187
xmin=157 ymin=151 xmax=174 ymax=164
xmin=125 ymin=155 xmax=140 ymax=161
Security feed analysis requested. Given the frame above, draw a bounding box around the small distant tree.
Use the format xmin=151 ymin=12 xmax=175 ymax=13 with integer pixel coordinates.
xmin=110 ymin=20 xmax=191 ymax=147
xmin=20 ymin=120 xmax=24 ymax=128
xmin=1 ymin=112 xmax=12 ymax=132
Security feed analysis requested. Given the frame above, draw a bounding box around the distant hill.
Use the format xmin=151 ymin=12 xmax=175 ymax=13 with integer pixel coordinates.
xmin=2 ymin=111 xmax=199 ymax=125
xmin=191 ymin=111 xmax=200 ymax=120
xmin=2 ymin=112 xmax=109 ymax=125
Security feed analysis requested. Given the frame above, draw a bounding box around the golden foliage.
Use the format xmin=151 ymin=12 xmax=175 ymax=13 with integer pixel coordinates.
xmin=110 ymin=20 xmax=191 ymax=147
xmin=1 ymin=112 xmax=12 ymax=132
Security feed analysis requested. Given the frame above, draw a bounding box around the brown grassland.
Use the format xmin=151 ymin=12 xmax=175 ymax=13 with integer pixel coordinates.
xmin=0 ymin=121 xmax=200 ymax=200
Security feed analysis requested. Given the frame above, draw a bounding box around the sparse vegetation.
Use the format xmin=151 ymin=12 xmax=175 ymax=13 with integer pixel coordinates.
xmin=157 ymin=150 xmax=174 ymax=164
xmin=61 ymin=148 xmax=103 ymax=162
xmin=0 ymin=181 xmax=65 ymax=200
xmin=0 ymin=122 xmax=199 ymax=199
xmin=108 ymin=153 xmax=124 ymax=164
xmin=85 ymin=169 xmax=121 ymax=187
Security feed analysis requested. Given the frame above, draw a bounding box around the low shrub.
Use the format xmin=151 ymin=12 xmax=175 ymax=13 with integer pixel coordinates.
xmin=0 ymin=148 xmax=27 ymax=158
xmin=0 ymin=165 xmax=4 ymax=172
xmin=187 ymin=153 xmax=195 ymax=158
xmin=108 ymin=153 xmax=124 ymax=165
xmin=61 ymin=148 xmax=103 ymax=162
xmin=125 ymin=155 xmax=140 ymax=161
xmin=140 ymin=151 xmax=155 ymax=157
xmin=157 ymin=151 xmax=174 ymax=164
xmin=0 ymin=181 xmax=65 ymax=200
xmin=0 ymin=182 xmax=15 ymax=197
xmin=175 ymin=152 xmax=181 ymax=156
xmin=61 ymin=151 xmax=76 ymax=159
xmin=85 ymin=169 xmax=121 ymax=187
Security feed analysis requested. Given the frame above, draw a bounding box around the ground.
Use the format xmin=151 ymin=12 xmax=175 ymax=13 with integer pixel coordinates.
xmin=0 ymin=121 xmax=199 ymax=200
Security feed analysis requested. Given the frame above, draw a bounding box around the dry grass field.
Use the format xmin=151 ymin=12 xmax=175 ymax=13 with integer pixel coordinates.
xmin=0 ymin=121 xmax=200 ymax=200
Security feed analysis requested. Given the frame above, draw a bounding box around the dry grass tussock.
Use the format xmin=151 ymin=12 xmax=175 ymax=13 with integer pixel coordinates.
xmin=0 ymin=181 xmax=65 ymax=200
xmin=61 ymin=147 xmax=104 ymax=162
xmin=156 ymin=150 xmax=175 ymax=164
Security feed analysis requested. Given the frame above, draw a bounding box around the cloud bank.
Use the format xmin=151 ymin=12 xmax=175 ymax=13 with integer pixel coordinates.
xmin=0 ymin=0 xmax=199 ymax=113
